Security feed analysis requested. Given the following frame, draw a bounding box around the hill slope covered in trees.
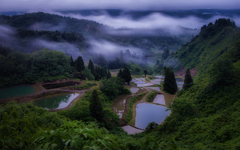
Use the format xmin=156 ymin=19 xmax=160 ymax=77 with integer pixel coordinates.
xmin=144 ymin=18 xmax=240 ymax=149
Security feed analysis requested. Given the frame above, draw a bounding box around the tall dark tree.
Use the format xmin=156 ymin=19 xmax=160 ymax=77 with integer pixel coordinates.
xmin=183 ymin=69 xmax=194 ymax=90
xmin=94 ymin=66 xmax=101 ymax=81
xmin=117 ymin=69 xmax=123 ymax=78
xmin=75 ymin=56 xmax=85 ymax=72
xmin=89 ymin=90 xmax=104 ymax=123
xmin=107 ymin=70 xmax=111 ymax=79
xmin=88 ymin=59 xmax=94 ymax=75
xmin=70 ymin=55 xmax=75 ymax=67
xmin=100 ymin=67 xmax=107 ymax=79
xmin=144 ymin=70 xmax=148 ymax=77
xmin=122 ymin=67 xmax=132 ymax=85
xmin=163 ymin=67 xmax=178 ymax=94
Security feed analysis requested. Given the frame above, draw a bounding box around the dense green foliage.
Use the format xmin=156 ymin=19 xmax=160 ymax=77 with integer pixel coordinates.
xmin=88 ymin=59 xmax=94 ymax=75
xmin=146 ymin=91 xmax=157 ymax=102
xmin=163 ymin=18 xmax=240 ymax=72
xmin=183 ymin=68 xmax=194 ymax=90
xmin=0 ymin=49 xmax=72 ymax=87
xmin=142 ymin=18 xmax=240 ymax=149
xmin=89 ymin=90 xmax=104 ymax=123
xmin=81 ymin=68 xmax=95 ymax=80
xmin=75 ymin=56 xmax=85 ymax=72
xmin=100 ymin=77 xmax=131 ymax=101
xmin=163 ymin=68 xmax=178 ymax=94
xmin=0 ymin=101 xmax=64 ymax=149
xmin=122 ymin=67 xmax=132 ymax=85
xmin=0 ymin=102 xmax=143 ymax=150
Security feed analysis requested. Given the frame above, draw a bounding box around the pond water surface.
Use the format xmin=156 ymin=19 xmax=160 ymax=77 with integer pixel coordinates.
xmin=34 ymin=93 xmax=79 ymax=110
xmin=135 ymin=103 xmax=171 ymax=129
xmin=0 ymin=85 xmax=39 ymax=100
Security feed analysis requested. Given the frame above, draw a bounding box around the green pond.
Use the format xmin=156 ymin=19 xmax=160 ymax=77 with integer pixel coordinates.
xmin=33 ymin=93 xmax=79 ymax=110
xmin=135 ymin=103 xmax=171 ymax=129
xmin=0 ymin=85 xmax=39 ymax=100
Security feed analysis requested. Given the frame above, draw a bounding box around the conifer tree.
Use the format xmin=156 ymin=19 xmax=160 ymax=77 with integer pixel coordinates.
xmin=70 ymin=56 xmax=75 ymax=67
xmin=100 ymin=67 xmax=106 ymax=78
xmin=163 ymin=67 xmax=178 ymax=94
xmin=122 ymin=67 xmax=132 ymax=85
xmin=107 ymin=70 xmax=111 ymax=79
xmin=183 ymin=69 xmax=194 ymax=90
xmin=88 ymin=59 xmax=94 ymax=75
xmin=144 ymin=70 xmax=148 ymax=77
xmin=89 ymin=90 xmax=104 ymax=123
xmin=94 ymin=66 xmax=101 ymax=81
xmin=75 ymin=56 xmax=85 ymax=72
xmin=117 ymin=69 xmax=123 ymax=78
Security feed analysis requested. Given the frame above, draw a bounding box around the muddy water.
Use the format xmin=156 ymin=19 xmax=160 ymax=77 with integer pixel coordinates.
xmin=135 ymin=103 xmax=171 ymax=129
xmin=111 ymin=96 xmax=127 ymax=118
xmin=153 ymin=94 xmax=175 ymax=106
xmin=0 ymin=84 xmax=39 ymax=100
xmin=33 ymin=93 xmax=79 ymax=110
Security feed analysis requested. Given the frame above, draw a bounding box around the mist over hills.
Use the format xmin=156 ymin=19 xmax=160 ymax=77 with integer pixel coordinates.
xmin=0 ymin=12 xmax=198 ymax=63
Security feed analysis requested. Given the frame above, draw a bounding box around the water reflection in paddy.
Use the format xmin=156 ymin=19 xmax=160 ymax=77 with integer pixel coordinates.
xmin=34 ymin=93 xmax=79 ymax=110
xmin=135 ymin=103 xmax=171 ymax=129
xmin=111 ymin=97 xmax=126 ymax=118
xmin=130 ymin=87 xmax=139 ymax=94
xmin=155 ymin=75 xmax=164 ymax=78
xmin=153 ymin=94 xmax=175 ymax=106
xmin=134 ymin=81 xmax=146 ymax=84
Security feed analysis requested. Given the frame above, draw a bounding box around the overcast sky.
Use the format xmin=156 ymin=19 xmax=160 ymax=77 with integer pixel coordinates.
xmin=0 ymin=0 xmax=240 ymax=12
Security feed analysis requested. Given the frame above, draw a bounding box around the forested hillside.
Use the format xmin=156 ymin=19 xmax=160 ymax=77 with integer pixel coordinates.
xmin=142 ymin=18 xmax=240 ymax=149
xmin=0 ymin=12 xmax=196 ymax=60
xmin=161 ymin=18 xmax=240 ymax=73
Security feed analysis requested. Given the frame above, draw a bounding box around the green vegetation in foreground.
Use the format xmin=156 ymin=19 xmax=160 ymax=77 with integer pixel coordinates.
xmin=183 ymin=68 xmax=194 ymax=90
xmin=0 ymin=102 xmax=143 ymax=150
xmin=146 ymin=90 xmax=157 ymax=102
xmin=125 ymin=92 xmax=146 ymax=125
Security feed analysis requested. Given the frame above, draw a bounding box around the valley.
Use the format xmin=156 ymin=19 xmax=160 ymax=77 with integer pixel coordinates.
xmin=0 ymin=8 xmax=240 ymax=150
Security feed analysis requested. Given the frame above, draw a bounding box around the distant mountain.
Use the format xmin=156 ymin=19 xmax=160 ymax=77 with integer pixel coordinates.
xmin=60 ymin=9 xmax=240 ymax=19
xmin=161 ymin=18 xmax=240 ymax=73
xmin=0 ymin=12 xmax=197 ymax=61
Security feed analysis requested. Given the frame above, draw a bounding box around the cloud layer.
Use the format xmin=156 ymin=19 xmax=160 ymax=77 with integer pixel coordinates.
xmin=0 ymin=0 xmax=240 ymax=12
